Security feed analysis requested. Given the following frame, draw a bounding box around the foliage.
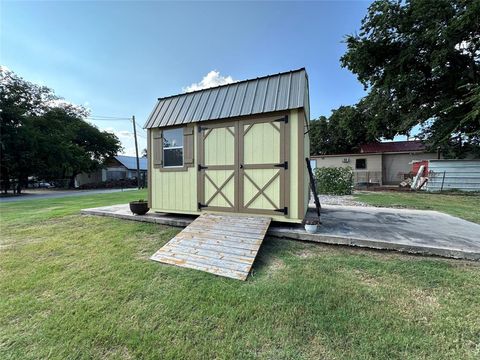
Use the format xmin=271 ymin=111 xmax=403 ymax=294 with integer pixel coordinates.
xmin=341 ymin=0 xmax=480 ymax=158
xmin=314 ymin=166 xmax=354 ymax=195
xmin=0 ymin=68 xmax=122 ymax=191
xmin=310 ymin=106 xmax=377 ymax=155
xmin=1 ymin=192 xmax=480 ymax=359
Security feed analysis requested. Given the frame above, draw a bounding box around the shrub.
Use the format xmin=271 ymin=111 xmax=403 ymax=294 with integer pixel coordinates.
xmin=314 ymin=166 xmax=354 ymax=195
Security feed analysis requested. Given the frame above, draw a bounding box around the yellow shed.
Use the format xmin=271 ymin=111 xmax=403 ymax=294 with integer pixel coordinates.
xmin=144 ymin=68 xmax=310 ymax=223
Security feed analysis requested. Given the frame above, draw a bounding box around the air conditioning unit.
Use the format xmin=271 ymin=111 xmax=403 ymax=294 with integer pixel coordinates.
xmin=342 ymin=158 xmax=350 ymax=163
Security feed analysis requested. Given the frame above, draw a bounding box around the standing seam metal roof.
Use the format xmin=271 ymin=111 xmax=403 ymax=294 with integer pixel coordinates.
xmin=144 ymin=68 xmax=309 ymax=129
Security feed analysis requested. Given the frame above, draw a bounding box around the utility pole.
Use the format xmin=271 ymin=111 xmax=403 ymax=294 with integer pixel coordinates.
xmin=132 ymin=115 xmax=141 ymax=189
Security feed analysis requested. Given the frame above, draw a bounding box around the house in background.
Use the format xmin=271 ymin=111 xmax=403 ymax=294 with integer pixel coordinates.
xmin=145 ymin=68 xmax=310 ymax=223
xmin=310 ymin=140 xmax=440 ymax=186
xmin=75 ymin=155 xmax=148 ymax=187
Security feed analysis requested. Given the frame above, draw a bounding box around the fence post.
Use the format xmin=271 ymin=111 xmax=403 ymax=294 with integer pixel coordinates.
xmin=440 ymin=171 xmax=446 ymax=191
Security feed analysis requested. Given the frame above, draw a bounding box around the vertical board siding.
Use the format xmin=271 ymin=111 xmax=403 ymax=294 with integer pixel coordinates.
xmin=289 ymin=110 xmax=299 ymax=218
xmin=243 ymin=123 xmax=280 ymax=165
xmin=151 ymin=126 xmax=198 ymax=212
xmin=150 ymin=110 xmax=306 ymax=223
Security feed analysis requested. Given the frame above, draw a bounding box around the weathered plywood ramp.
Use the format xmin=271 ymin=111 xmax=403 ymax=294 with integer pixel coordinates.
xmin=150 ymin=213 xmax=271 ymax=280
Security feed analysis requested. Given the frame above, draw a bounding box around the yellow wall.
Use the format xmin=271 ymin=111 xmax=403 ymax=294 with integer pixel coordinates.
xmin=149 ymin=129 xmax=198 ymax=213
xmin=149 ymin=109 xmax=308 ymax=222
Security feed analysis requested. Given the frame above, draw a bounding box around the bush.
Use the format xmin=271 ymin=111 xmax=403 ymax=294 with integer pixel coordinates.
xmin=314 ymin=167 xmax=354 ymax=195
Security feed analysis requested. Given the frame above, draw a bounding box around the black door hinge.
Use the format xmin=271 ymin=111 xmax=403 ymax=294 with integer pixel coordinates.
xmin=198 ymin=202 xmax=208 ymax=210
xmin=274 ymin=115 xmax=288 ymax=124
xmin=274 ymin=161 xmax=288 ymax=170
xmin=198 ymin=164 xmax=208 ymax=171
xmin=274 ymin=207 xmax=288 ymax=215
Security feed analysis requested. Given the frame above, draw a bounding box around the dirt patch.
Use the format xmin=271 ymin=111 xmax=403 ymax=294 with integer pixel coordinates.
xmin=352 ymin=269 xmax=381 ymax=288
xmin=304 ymin=335 xmax=336 ymax=359
xmin=268 ymin=257 xmax=286 ymax=272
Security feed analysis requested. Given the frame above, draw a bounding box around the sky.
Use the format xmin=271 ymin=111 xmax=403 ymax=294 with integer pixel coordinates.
xmin=1 ymin=0 xmax=373 ymax=156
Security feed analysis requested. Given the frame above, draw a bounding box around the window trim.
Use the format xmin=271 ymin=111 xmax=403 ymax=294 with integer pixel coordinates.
xmin=162 ymin=128 xmax=184 ymax=168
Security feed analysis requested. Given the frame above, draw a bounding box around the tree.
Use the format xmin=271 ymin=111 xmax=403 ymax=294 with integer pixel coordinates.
xmin=0 ymin=68 xmax=122 ymax=192
xmin=310 ymin=106 xmax=377 ymax=155
xmin=341 ymin=0 xmax=480 ymax=158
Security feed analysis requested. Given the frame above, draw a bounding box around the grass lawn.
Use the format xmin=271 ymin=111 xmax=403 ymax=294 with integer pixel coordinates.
xmin=354 ymin=191 xmax=480 ymax=224
xmin=1 ymin=191 xmax=480 ymax=359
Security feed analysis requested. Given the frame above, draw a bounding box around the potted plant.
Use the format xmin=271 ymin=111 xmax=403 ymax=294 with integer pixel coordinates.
xmin=304 ymin=219 xmax=320 ymax=234
xmin=129 ymin=199 xmax=149 ymax=215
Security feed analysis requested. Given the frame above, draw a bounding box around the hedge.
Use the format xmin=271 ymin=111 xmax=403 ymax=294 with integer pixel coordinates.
xmin=314 ymin=166 xmax=354 ymax=195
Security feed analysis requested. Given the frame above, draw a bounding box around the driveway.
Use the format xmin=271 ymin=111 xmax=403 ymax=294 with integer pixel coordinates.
xmin=0 ymin=188 xmax=138 ymax=203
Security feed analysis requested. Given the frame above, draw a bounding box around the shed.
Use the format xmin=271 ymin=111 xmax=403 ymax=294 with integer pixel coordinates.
xmin=144 ymin=68 xmax=310 ymax=223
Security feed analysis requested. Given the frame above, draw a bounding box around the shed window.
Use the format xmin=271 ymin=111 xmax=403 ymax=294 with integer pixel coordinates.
xmin=163 ymin=128 xmax=184 ymax=167
xmin=355 ymin=158 xmax=367 ymax=169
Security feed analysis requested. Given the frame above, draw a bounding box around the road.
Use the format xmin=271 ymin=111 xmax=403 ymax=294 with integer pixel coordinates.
xmin=0 ymin=188 xmax=138 ymax=203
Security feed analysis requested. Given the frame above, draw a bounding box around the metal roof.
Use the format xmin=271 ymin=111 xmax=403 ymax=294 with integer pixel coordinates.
xmin=144 ymin=68 xmax=309 ymax=129
xmin=360 ymin=141 xmax=426 ymax=154
xmin=114 ymin=155 xmax=148 ymax=171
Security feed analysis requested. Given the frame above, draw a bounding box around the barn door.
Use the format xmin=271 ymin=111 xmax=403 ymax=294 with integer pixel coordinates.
xmin=198 ymin=123 xmax=238 ymax=212
xmin=239 ymin=116 xmax=288 ymax=216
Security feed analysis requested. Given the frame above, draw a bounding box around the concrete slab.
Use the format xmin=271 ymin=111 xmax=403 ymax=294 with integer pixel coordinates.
xmin=81 ymin=204 xmax=480 ymax=261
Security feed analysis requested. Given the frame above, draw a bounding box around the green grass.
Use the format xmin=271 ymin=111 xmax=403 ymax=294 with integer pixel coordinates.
xmin=1 ymin=192 xmax=480 ymax=359
xmin=354 ymin=191 xmax=480 ymax=224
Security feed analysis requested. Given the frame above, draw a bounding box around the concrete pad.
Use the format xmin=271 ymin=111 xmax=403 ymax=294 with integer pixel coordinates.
xmin=81 ymin=204 xmax=480 ymax=261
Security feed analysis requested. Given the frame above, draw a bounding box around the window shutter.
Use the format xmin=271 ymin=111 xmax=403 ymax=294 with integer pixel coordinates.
xmin=183 ymin=126 xmax=194 ymax=167
xmin=153 ymin=129 xmax=163 ymax=168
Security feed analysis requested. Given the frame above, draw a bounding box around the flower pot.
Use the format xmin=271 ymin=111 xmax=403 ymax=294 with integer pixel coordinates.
xmin=304 ymin=224 xmax=318 ymax=234
xmin=129 ymin=201 xmax=149 ymax=215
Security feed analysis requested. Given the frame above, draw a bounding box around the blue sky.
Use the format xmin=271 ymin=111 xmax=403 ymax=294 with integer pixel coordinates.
xmin=2 ymin=0 xmax=372 ymax=155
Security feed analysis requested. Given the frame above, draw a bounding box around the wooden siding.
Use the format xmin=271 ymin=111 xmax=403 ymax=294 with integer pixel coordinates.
xmin=289 ymin=110 xmax=299 ymax=219
xmin=150 ymin=128 xmax=198 ymax=212
xmin=149 ymin=109 xmax=308 ymax=223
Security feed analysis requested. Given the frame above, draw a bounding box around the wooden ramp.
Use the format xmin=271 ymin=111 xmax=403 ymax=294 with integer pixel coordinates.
xmin=150 ymin=213 xmax=271 ymax=280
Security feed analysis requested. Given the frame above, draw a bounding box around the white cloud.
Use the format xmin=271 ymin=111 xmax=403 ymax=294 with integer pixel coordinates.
xmin=183 ymin=70 xmax=236 ymax=92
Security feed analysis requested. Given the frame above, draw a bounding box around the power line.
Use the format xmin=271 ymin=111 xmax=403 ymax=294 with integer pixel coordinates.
xmin=85 ymin=117 xmax=131 ymax=121
xmin=88 ymin=115 xmax=132 ymax=120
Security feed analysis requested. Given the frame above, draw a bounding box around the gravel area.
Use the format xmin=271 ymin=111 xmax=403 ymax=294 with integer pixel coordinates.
xmin=310 ymin=194 xmax=369 ymax=207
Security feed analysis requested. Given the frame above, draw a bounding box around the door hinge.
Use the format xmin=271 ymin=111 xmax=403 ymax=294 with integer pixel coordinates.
xmin=198 ymin=202 xmax=208 ymax=210
xmin=274 ymin=207 xmax=288 ymax=215
xmin=198 ymin=164 xmax=208 ymax=171
xmin=274 ymin=115 xmax=288 ymax=124
xmin=274 ymin=161 xmax=288 ymax=170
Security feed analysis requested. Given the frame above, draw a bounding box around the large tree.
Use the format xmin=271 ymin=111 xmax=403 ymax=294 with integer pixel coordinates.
xmin=0 ymin=68 xmax=121 ymax=192
xmin=310 ymin=106 xmax=377 ymax=155
xmin=341 ymin=0 xmax=480 ymax=158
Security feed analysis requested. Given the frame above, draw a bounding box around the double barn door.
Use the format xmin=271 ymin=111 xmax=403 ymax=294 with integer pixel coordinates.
xmin=198 ymin=116 xmax=288 ymax=216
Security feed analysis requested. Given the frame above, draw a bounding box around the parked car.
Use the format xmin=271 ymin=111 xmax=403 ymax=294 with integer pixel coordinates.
xmin=37 ymin=181 xmax=55 ymax=188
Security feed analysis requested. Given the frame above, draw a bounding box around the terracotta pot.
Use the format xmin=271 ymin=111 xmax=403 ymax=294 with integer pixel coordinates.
xmin=129 ymin=201 xmax=149 ymax=215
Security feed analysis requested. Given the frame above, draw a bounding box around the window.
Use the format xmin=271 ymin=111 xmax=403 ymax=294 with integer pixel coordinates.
xmin=355 ymin=158 xmax=367 ymax=169
xmin=163 ymin=128 xmax=184 ymax=167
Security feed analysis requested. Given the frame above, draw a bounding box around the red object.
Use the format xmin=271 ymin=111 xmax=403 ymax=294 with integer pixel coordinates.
xmin=412 ymin=161 xmax=429 ymax=176
xmin=360 ymin=140 xmax=425 ymax=153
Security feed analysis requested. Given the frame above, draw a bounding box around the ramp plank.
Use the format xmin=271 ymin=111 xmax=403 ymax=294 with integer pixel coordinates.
xmin=150 ymin=213 xmax=271 ymax=280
